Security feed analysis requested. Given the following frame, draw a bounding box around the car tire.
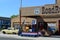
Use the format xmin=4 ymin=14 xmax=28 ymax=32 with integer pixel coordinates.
xmin=3 ymin=31 xmax=6 ymax=34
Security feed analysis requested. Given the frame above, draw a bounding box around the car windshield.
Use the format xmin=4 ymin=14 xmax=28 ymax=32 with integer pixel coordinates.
xmin=7 ymin=28 xmax=11 ymax=30
xmin=7 ymin=28 xmax=14 ymax=30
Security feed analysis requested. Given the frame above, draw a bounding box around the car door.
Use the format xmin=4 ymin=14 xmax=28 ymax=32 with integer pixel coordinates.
xmin=7 ymin=28 xmax=13 ymax=33
xmin=6 ymin=29 xmax=11 ymax=33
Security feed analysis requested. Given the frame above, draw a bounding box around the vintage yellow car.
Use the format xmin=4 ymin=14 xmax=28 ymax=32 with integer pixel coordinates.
xmin=1 ymin=28 xmax=19 ymax=34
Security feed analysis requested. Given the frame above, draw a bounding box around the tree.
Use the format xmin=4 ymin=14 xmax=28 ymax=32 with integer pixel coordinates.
xmin=11 ymin=15 xmax=18 ymax=18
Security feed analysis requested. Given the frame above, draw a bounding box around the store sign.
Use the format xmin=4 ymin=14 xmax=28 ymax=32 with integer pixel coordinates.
xmin=42 ymin=6 xmax=60 ymax=14
xmin=34 ymin=8 xmax=40 ymax=14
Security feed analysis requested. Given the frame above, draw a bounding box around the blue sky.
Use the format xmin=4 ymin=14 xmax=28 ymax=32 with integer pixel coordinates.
xmin=0 ymin=0 xmax=55 ymax=17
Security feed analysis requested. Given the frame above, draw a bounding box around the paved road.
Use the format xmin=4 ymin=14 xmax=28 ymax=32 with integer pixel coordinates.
xmin=0 ymin=33 xmax=60 ymax=40
xmin=0 ymin=33 xmax=37 ymax=40
xmin=0 ymin=37 xmax=29 ymax=40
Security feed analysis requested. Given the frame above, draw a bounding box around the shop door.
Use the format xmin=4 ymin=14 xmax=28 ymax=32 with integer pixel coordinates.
xmin=38 ymin=22 xmax=47 ymax=31
xmin=39 ymin=22 xmax=43 ymax=30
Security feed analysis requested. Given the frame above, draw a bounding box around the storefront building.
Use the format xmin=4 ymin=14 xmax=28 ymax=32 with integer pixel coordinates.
xmin=20 ymin=0 xmax=60 ymax=34
xmin=11 ymin=0 xmax=60 ymax=34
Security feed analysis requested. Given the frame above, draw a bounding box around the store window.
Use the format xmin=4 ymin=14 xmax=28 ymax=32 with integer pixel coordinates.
xmin=42 ymin=7 xmax=45 ymax=9
xmin=48 ymin=23 xmax=56 ymax=33
xmin=0 ymin=20 xmax=1 ymax=24
xmin=32 ymin=20 xmax=36 ymax=25
xmin=55 ymin=6 xmax=58 ymax=8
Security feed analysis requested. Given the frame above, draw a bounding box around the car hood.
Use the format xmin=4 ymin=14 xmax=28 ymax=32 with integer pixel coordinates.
xmin=2 ymin=29 xmax=8 ymax=31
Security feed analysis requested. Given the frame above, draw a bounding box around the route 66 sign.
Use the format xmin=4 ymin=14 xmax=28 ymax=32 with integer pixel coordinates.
xmin=34 ymin=8 xmax=40 ymax=14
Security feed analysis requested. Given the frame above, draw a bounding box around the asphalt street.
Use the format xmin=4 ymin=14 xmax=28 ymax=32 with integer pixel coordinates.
xmin=0 ymin=37 xmax=29 ymax=40
xmin=0 ymin=33 xmax=37 ymax=40
xmin=0 ymin=33 xmax=60 ymax=40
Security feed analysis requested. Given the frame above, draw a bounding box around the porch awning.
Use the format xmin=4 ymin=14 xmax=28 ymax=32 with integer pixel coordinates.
xmin=22 ymin=14 xmax=60 ymax=18
xmin=22 ymin=15 xmax=40 ymax=18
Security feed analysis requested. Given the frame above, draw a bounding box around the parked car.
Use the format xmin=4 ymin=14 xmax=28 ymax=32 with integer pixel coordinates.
xmin=1 ymin=28 xmax=19 ymax=34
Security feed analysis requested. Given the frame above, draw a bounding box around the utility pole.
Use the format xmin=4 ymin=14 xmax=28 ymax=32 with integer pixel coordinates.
xmin=20 ymin=0 xmax=22 ymax=26
xmin=18 ymin=0 xmax=22 ymax=35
